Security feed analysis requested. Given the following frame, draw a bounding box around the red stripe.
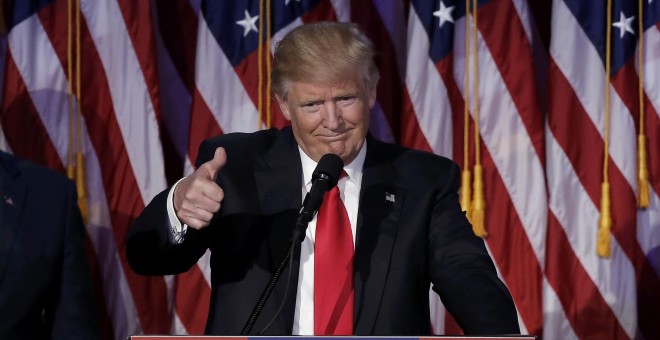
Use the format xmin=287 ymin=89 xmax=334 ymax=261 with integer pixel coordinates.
xmin=38 ymin=2 xmax=171 ymax=333
xmin=479 ymin=144 xmax=544 ymax=336
xmin=443 ymin=312 xmax=463 ymax=335
xmin=174 ymin=267 xmax=211 ymax=334
xmin=477 ymin=0 xmax=545 ymax=167
xmin=188 ymin=88 xmax=223 ymax=164
xmin=154 ymin=0 xmax=198 ymax=93
xmin=116 ymin=0 xmax=162 ymax=121
xmin=611 ymin=60 xmax=660 ymax=195
xmin=545 ymin=211 xmax=628 ymax=339
xmin=300 ymin=0 xmax=337 ymax=23
xmin=116 ymin=0 xmax=185 ymax=184
xmin=400 ymin=87 xmax=432 ymax=153
xmin=84 ymin=235 xmax=116 ymax=340
xmin=435 ymin=54 xmax=469 ymax=165
xmin=0 ymin=56 xmax=64 ymax=172
xmin=643 ymin=98 xmax=660 ymax=195
xmin=548 ymin=59 xmax=660 ymax=339
xmin=351 ymin=0 xmax=403 ymax=142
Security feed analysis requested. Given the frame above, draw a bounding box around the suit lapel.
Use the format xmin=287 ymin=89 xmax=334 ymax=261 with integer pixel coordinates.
xmin=253 ymin=128 xmax=303 ymax=334
xmin=0 ymin=153 xmax=26 ymax=284
xmin=353 ymin=137 xmax=405 ymax=334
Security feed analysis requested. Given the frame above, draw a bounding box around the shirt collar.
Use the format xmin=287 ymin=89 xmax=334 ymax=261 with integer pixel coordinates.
xmin=299 ymin=143 xmax=367 ymax=189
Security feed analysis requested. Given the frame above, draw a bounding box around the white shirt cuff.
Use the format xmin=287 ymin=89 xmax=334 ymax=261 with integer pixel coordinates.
xmin=167 ymin=177 xmax=188 ymax=244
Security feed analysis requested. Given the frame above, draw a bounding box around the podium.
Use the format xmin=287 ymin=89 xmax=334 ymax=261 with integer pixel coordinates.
xmin=129 ymin=336 xmax=536 ymax=340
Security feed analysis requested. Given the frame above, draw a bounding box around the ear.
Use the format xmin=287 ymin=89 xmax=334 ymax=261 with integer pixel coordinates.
xmin=367 ymin=85 xmax=377 ymax=110
xmin=276 ymin=95 xmax=292 ymax=121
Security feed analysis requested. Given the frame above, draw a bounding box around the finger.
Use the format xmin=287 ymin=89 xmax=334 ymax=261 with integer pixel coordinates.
xmin=203 ymin=147 xmax=226 ymax=180
xmin=185 ymin=175 xmax=223 ymax=203
xmin=177 ymin=206 xmax=215 ymax=225
xmin=179 ymin=195 xmax=221 ymax=216
xmin=180 ymin=216 xmax=211 ymax=230
xmin=201 ymin=184 xmax=224 ymax=204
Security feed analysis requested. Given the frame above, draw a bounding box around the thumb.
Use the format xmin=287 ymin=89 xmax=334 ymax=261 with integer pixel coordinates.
xmin=203 ymin=147 xmax=226 ymax=180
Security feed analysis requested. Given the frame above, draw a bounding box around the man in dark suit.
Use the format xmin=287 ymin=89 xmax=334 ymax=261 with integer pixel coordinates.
xmin=0 ymin=150 xmax=100 ymax=339
xmin=127 ymin=22 xmax=519 ymax=336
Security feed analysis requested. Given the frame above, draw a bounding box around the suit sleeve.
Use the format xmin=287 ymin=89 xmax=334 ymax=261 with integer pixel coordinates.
xmin=428 ymin=162 xmax=520 ymax=335
xmin=48 ymin=181 xmax=101 ymax=339
xmin=126 ymin=140 xmax=217 ymax=275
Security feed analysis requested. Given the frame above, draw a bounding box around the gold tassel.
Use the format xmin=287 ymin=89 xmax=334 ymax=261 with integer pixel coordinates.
xmin=471 ymin=164 xmax=487 ymax=237
xmin=636 ymin=0 xmax=649 ymax=209
xmin=460 ymin=169 xmax=472 ymax=219
xmin=637 ymin=135 xmax=650 ymax=208
xmin=597 ymin=182 xmax=612 ymax=258
xmin=75 ymin=152 xmax=89 ymax=224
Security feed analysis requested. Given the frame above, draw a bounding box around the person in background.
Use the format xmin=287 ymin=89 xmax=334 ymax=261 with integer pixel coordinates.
xmin=128 ymin=21 xmax=519 ymax=336
xmin=0 ymin=150 xmax=100 ymax=339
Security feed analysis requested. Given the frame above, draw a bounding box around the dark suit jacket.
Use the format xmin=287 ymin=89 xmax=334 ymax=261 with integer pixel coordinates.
xmin=127 ymin=127 xmax=519 ymax=335
xmin=0 ymin=151 xmax=99 ymax=339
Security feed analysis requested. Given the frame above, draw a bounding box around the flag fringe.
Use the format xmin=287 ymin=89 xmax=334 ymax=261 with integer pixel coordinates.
xmin=597 ymin=182 xmax=612 ymax=258
xmin=637 ymin=135 xmax=650 ymax=208
xmin=471 ymin=164 xmax=487 ymax=237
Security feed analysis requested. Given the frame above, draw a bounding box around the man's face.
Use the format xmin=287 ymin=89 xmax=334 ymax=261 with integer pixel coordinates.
xmin=277 ymin=73 xmax=376 ymax=165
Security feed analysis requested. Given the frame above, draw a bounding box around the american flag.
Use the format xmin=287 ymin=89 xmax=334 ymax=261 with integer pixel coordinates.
xmin=0 ymin=0 xmax=658 ymax=339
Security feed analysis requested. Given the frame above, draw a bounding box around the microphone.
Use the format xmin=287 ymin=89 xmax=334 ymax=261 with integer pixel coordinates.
xmin=291 ymin=153 xmax=344 ymax=244
xmin=241 ymin=153 xmax=343 ymax=335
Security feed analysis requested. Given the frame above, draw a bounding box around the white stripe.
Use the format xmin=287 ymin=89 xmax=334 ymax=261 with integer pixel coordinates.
xmin=406 ymin=7 xmax=453 ymax=158
xmin=8 ymin=16 xmax=144 ymax=340
xmin=0 ymin=121 xmax=11 ymax=153
xmin=188 ymin=0 xmax=201 ymax=15
xmin=483 ymin=244 xmax=529 ymax=334
xmin=453 ymin=15 xmax=549 ymax=266
xmin=542 ymin=279 xmax=579 ymax=340
xmin=637 ymin=189 xmax=660 ymax=271
xmin=195 ymin=14 xmax=261 ymax=133
xmin=7 ymin=17 xmax=71 ymax=163
xmin=546 ymin=127 xmax=637 ymax=337
xmin=550 ymin=0 xmax=637 ymax=190
xmin=196 ymin=249 xmax=212 ymax=285
xmin=81 ymin=0 xmax=167 ymax=203
xmin=171 ymin=312 xmax=189 ymax=335
xmin=272 ymin=18 xmax=303 ymax=51
xmin=642 ymin=26 xmax=660 ymax=119
xmin=637 ymin=24 xmax=660 ymax=260
xmin=330 ymin=0 xmax=350 ymax=23
xmin=635 ymin=28 xmax=660 ymax=260
xmin=428 ymin=288 xmax=446 ymax=334
xmin=512 ymin=0 xmax=534 ymax=45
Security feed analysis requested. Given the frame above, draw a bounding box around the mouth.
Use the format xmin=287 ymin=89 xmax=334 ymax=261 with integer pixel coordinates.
xmin=318 ymin=131 xmax=349 ymax=142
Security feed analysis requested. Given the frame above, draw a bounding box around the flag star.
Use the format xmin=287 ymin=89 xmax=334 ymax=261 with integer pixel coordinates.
xmin=433 ymin=1 xmax=455 ymax=28
xmin=236 ymin=10 xmax=259 ymax=37
xmin=612 ymin=11 xmax=635 ymax=39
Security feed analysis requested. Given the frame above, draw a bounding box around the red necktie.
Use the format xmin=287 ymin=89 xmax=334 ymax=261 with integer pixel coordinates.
xmin=314 ymin=172 xmax=354 ymax=335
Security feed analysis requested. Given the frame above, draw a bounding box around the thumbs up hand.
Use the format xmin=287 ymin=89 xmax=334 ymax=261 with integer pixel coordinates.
xmin=174 ymin=147 xmax=226 ymax=229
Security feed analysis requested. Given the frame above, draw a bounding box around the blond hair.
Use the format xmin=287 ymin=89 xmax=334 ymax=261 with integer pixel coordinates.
xmin=272 ymin=22 xmax=379 ymax=99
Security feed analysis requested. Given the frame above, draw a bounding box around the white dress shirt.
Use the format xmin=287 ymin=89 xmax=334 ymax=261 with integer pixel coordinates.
xmin=293 ymin=145 xmax=365 ymax=334
xmin=165 ymin=144 xmax=366 ymax=334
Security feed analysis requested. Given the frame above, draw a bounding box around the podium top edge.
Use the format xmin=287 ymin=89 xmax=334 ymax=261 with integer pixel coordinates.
xmin=128 ymin=336 xmax=537 ymax=340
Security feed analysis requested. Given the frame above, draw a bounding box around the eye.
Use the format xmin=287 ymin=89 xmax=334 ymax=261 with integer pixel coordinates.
xmin=337 ymin=96 xmax=358 ymax=106
xmin=300 ymin=102 xmax=321 ymax=113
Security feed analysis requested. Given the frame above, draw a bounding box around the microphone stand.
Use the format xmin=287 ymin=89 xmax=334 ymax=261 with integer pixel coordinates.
xmin=240 ymin=153 xmax=342 ymax=335
xmin=240 ymin=214 xmax=311 ymax=335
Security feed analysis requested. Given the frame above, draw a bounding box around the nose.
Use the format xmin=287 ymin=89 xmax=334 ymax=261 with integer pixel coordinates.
xmin=322 ymin=102 xmax=341 ymax=130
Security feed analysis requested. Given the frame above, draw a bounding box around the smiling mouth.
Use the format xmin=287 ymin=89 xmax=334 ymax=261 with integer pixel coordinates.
xmin=319 ymin=131 xmax=349 ymax=141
